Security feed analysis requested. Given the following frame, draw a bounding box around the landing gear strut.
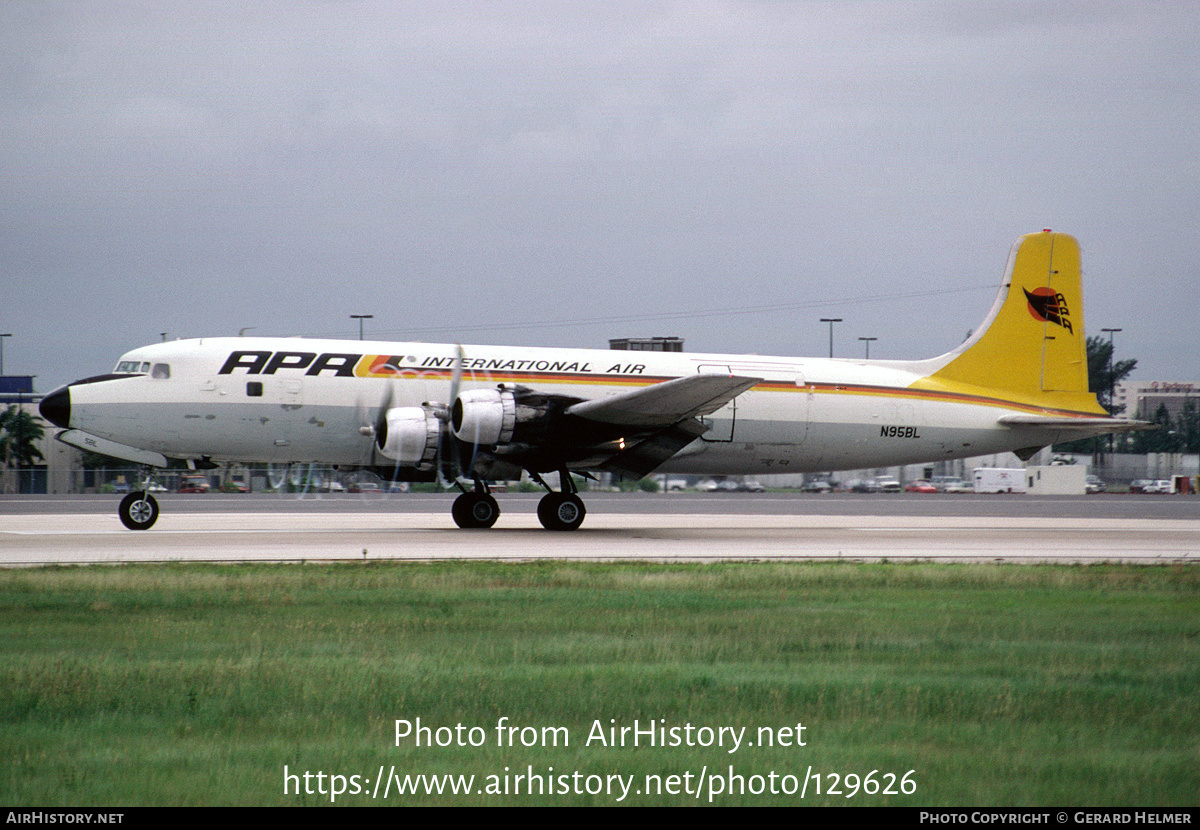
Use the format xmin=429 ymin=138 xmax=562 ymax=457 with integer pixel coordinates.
xmin=451 ymin=480 xmax=500 ymax=529
xmin=534 ymin=469 xmax=587 ymax=531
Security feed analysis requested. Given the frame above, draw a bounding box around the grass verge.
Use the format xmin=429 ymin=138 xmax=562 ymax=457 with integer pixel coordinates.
xmin=2 ymin=561 xmax=1197 ymax=806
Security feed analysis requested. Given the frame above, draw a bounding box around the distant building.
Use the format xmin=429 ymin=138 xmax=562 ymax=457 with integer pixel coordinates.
xmin=0 ymin=375 xmax=36 ymax=405
xmin=1115 ymin=381 xmax=1200 ymax=420
xmin=608 ymin=337 xmax=684 ymax=352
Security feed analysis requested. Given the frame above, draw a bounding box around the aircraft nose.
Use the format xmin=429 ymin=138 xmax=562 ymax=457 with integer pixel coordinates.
xmin=39 ymin=386 xmax=71 ymax=429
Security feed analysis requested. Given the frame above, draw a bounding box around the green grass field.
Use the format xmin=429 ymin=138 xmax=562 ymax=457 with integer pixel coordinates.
xmin=2 ymin=561 xmax=1197 ymax=806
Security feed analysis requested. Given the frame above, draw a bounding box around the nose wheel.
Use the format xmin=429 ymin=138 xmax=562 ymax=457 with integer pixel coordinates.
xmin=118 ymin=491 xmax=159 ymax=530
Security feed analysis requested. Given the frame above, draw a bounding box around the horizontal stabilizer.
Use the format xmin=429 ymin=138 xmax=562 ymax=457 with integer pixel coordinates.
xmin=997 ymin=415 xmax=1154 ymax=433
xmin=567 ymin=373 xmax=761 ymax=428
xmin=55 ymin=429 xmax=169 ymax=467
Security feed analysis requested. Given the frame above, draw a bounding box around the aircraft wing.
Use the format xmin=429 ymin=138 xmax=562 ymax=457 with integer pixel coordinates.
xmin=566 ymin=373 xmax=762 ymax=428
xmin=562 ymin=373 xmax=761 ymax=480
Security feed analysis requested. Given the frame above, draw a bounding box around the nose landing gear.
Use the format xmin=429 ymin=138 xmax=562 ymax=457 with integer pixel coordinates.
xmin=118 ymin=490 xmax=159 ymax=530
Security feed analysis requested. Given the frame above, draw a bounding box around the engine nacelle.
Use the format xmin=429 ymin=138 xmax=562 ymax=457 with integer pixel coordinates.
xmin=452 ymin=387 xmax=516 ymax=446
xmin=377 ymin=406 xmax=440 ymax=468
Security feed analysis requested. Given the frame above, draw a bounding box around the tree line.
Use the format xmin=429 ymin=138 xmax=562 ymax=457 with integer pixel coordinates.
xmin=1059 ymin=336 xmax=1198 ymax=454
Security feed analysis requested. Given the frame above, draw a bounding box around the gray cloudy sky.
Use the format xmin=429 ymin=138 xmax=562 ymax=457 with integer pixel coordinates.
xmin=3 ymin=1 xmax=1198 ymax=392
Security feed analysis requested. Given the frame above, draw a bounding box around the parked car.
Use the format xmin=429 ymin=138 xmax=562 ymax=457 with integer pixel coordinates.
xmin=1085 ymin=475 xmax=1106 ymax=494
xmin=802 ymin=479 xmax=832 ymax=493
xmin=847 ymin=478 xmax=880 ymax=493
xmin=738 ymin=480 xmax=765 ymax=492
xmin=1142 ymin=479 xmax=1174 ymax=494
xmin=876 ymin=476 xmax=901 ymax=493
xmin=694 ymin=479 xmax=719 ymax=492
xmin=904 ymin=480 xmax=937 ymax=493
xmin=1128 ymin=480 xmax=1152 ymax=493
xmin=942 ymin=479 xmax=973 ymax=493
xmin=178 ymin=476 xmax=211 ymax=493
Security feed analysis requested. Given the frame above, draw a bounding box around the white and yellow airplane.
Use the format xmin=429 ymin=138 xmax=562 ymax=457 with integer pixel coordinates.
xmin=40 ymin=231 xmax=1142 ymax=531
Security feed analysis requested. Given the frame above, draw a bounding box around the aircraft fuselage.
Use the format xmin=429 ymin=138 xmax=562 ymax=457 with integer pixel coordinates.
xmin=55 ymin=336 xmax=1091 ymax=476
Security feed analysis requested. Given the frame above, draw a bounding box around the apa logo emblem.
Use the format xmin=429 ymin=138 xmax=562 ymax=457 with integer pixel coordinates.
xmin=1023 ymin=287 xmax=1073 ymax=334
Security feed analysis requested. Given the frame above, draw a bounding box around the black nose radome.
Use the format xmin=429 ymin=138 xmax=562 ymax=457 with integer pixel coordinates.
xmin=39 ymin=386 xmax=71 ymax=429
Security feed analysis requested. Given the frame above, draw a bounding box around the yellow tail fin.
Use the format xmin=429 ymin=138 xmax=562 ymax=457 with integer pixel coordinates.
xmin=914 ymin=231 xmax=1106 ymax=415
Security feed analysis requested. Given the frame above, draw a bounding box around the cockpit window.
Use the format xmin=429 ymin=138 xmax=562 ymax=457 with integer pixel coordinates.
xmin=114 ymin=360 xmax=150 ymax=375
xmin=151 ymin=363 xmax=171 ymax=379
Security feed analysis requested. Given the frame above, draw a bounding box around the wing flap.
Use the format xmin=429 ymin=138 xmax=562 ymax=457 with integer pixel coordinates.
xmin=600 ymin=420 xmax=710 ymax=480
xmin=566 ymin=373 xmax=762 ymax=429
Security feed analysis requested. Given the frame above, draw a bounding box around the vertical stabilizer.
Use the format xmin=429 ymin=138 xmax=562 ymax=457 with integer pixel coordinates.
xmin=913 ymin=231 xmax=1105 ymax=414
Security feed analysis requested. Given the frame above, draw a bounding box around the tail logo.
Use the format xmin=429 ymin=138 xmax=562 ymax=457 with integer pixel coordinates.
xmin=1023 ymin=287 xmax=1073 ymax=334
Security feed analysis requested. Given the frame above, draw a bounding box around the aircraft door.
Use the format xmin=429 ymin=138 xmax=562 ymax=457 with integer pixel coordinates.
xmin=791 ymin=372 xmax=810 ymax=446
xmin=697 ymin=364 xmax=736 ymax=442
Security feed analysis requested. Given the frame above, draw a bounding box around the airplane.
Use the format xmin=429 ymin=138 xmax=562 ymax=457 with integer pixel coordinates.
xmin=39 ymin=230 xmax=1145 ymax=531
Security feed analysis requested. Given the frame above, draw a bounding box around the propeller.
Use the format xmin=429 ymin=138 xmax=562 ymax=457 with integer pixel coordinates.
xmin=352 ymin=375 xmax=397 ymax=486
xmin=350 ymin=346 xmax=473 ymax=489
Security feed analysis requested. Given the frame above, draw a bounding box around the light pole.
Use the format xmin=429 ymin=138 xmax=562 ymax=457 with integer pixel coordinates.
xmin=819 ymin=319 xmax=842 ymax=358
xmin=350 ymin=315 xmax=374 ymax=341
xmin=1100 ymin=327 xmax=1122 ymax=459
xmin=0 ymin=334 xmax=10 ymax=375
xmin=858 ymin=336 xmax=877 ymax=359
xmin=1100 ymin=328 xmax=1122 ymax=412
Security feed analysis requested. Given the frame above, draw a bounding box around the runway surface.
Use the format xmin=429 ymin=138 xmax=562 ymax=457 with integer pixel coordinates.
xmin=2 ymin=492 xmax=1197 ymax=566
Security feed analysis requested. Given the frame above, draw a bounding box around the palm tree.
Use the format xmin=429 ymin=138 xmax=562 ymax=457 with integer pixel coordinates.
xmin=1085 ymin=335 xmax=1137 ymax=414
xmin=1054 ymin=337 xmax=1138 ymax=454
xmin=0 ymin=405 xmax=45 ymax=470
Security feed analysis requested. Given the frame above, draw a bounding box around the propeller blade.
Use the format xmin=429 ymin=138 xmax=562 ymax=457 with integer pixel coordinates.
xmin=438 ymin=346 xmax=466 ymax=486
xmin=374 ymin=381 xmax=398 ymax=477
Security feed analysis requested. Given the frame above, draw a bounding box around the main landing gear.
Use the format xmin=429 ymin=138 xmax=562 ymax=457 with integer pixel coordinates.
xmin=449 ymin=470 xmax=587 ymax=531
xmin=532 ymin=469 xmax=586 ymax=532
xmin=450 ymin=481 xmax=501 ymax=529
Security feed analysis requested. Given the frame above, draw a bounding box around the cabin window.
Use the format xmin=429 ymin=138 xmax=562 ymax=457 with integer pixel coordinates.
xmin=246 ymin=381 xmax=264 ymax=397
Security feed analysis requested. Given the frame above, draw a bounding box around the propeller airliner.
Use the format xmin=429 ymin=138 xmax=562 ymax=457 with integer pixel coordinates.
xmin=40 ymin=231 xmax=1142 ymax=531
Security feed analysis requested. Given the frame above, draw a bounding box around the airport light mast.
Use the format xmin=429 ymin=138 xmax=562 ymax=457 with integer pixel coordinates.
xmin=1101 ymin=327 xmax=1123 ymax=458
xmin=820 ymin=319 xmax=842 ymax=358
xmin=351 ymin=315 xmax=374 ymax=341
